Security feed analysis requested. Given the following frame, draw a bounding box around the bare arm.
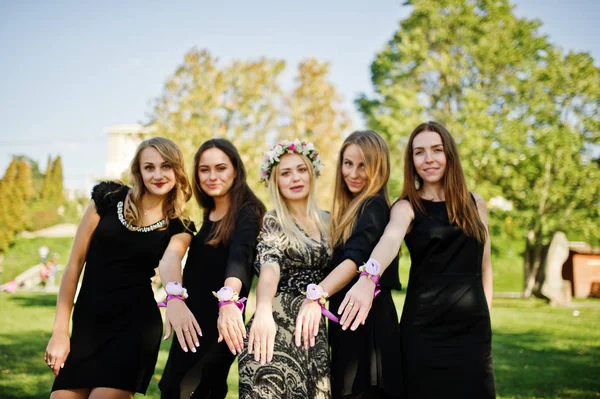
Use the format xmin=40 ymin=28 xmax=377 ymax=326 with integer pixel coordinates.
xmin=217 ymin=276 xmax=245 ymax=355
xmin=318 ymin=259 xmax=356 ymax=297
xmin=338 ymin=200 xmax=414 ymax=330
xmin=474 ymin=194 xmax=493 ymax=311
xmin=45 ymin=201 xmax=100 ymax=375
xmin=159 ymin=232 xmax=202 ymax=353
xmin=248 ymin=262 xmax=280 ymax=364
xmin=369 ymin=200 xmax=414 ymax=274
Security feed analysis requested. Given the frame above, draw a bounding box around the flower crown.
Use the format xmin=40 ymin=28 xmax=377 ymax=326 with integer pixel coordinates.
xmin=259 ymin=139 xmax=323 ymax=186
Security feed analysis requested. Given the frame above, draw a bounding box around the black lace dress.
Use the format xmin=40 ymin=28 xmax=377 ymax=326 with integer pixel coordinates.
xmin=239 ymin=211 xmax=332 ymax=399
xmin=327 ymin=195 xmax=403 ymax=399
xmin=401 ymin=198 xmax=495 ymax=398
xmin=159 ymin=205 xmax=262 ymax=398
xmin=51 ymin=182 xmax=195 ymax=394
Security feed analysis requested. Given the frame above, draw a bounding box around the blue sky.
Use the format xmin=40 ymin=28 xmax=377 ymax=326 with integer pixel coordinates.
xmin=1 ymin=0 xmax=598 ymax=190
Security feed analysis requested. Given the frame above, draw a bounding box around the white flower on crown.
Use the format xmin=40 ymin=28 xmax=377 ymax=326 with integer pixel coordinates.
xmin=259 ymin=139 xmax=323 ymax=186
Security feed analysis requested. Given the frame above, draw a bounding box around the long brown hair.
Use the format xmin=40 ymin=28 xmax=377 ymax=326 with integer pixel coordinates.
xmin=401 ymin=121 xmax=487 ymax=243
xmin=127 ymin=137 xmax=192 ymax=229
xmin=192 ymin=139 xmax=266 ymax=246
xmin=330 ymin=130 xmax=391 ymax=246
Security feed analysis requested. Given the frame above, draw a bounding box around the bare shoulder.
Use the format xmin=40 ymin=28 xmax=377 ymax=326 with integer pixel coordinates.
xmin=472 ymin=193 xmax=488 ymax=211
xmin=472 ymin=193 xmax=489 ymax=226
xmin=390 ymin=199 xmax=414 ymax=220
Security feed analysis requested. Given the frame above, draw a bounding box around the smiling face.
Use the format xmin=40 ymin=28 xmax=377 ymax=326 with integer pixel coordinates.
xmin=276 ymin=153 xmax=311 ymax=202
xmin=139 ymin=146 xmax=176 ymax=197
xmin=197 ymin=148 xmax=236 ymax=199
xmin=341 ymin=143 xmax=368 ymax=196
xmin=412 ymin=130 xmax=447 ymax=186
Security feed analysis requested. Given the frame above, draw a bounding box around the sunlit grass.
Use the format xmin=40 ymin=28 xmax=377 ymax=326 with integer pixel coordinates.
xmin=1 ymin=292 xmax=598 ymax=398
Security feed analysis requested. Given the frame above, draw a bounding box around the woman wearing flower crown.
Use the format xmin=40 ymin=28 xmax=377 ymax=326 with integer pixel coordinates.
xmin=159 ymin=139 xmax=266 ymax=398
xmin=294 ymin=130 xmax=403 ymax=398
xmin=341 ymin=122 xmax=495 ymax=398
xmin=238 ymin=139 xmax=332 ymax=399
xmin=45 ymin=137 xmax=199 ymax=398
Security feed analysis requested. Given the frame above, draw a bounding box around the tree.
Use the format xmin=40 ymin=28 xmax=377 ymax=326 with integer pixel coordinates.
xmin=282 ymin=59 xmax=351 ymax=208
xmin=50 ymin=156 xmax=64 ymax=206
xmin=40 ymin=155 xmax=53 ymax=202
xmin=13 ymin=155 xmax=44 ymax=194
xmin=15 ymin=159 xmax=36 ymax=230
xmin=16 ymin=159 xmax=36 ymax=200
xmin=0 ymin=179 xmax=14 ymax=251
xmin=357 ymin=0 xmax=600 ymax=297
xmin=149 ymin=49 xmax=351 ymax=214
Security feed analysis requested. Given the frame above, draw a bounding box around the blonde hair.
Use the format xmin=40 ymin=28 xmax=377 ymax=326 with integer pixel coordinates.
xmin=127 ymin=137 xmax=192 ymax=229
xmin=330 ymin=130 xmax=391 ymax=246
xmin=267 ymin=153 xmax=329 ymax=251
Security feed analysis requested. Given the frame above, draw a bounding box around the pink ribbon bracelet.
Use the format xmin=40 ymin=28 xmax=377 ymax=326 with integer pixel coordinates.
xmin=157 ymin=294 xmax=186 ymax=307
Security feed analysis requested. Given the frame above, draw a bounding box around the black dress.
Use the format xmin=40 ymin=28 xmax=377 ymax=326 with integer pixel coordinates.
xmin=401 ymin=198 xmax=495 ymax=398
xmin=52 ymin=182 xmax=195 ymax=394
xmin=159 ymin=205 xmax=262 ymax=399
xmin=328 ymin=195 xmax=403 ymax=399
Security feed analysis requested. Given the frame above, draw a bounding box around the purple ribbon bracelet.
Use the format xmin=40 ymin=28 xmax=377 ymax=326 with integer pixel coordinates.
xmin=157 ymin=294 xmax=186 ymax=307
xmin=360 ymin=271 xmax=381 ymax=297
xmin=320 ymin=303 xmax=340 ymax=323
xmin=218 ymin=297 xmax=247 ymax=313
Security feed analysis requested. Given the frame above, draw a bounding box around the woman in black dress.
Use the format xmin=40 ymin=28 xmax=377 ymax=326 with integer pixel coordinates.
xmin=348 ymin=121 xmax=495 ymax=398
xmin=295 ymin=130 xmax=403 ymax=399
xmin=160 ymin=139 xmax=265 ymax=398
xmin=45 ymin=137 xmax=200 ymax=398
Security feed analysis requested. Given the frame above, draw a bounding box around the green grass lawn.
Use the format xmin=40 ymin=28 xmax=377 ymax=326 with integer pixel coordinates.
xmin=1 ymin=292 xmax=598 ymax=398
xmin=0 ymin=237 xmax=73 ymax=283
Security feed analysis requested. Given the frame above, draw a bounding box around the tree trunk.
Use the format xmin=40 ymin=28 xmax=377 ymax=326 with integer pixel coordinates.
xmin=523 ymin=230 xmax=545 ymax=298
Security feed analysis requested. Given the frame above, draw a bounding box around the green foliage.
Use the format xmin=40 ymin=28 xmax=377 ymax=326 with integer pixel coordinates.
xmin=0 ymin=154 xmax=67 ymax=252
xmin=49 ymin=156 xmax=64 ymax=206
xmin=149 ymin=49 xmax=351 ymax=215
xmin=39 ymin=156 xmax=53 ymax=203
xmin=357 ymin=0 xmax=600 ymax=282
xmin=1 ymin=160 xmax=27 ymax=247
xmin=12 ymin=155 xmax=45 ymax=194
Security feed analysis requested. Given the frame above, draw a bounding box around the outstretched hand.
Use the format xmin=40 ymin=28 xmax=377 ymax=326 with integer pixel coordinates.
xmin=247 ymin=309 xmax=276 ymax=364
xmin=294 ymin=298 xmax=322 ymax=349
xmin=164 ymin=299 xmax=202 ymax=353
xmin=217 ymin=303 xmax=246 ymax=355
xmin=338 ymin=276 xmax=377 ymax=331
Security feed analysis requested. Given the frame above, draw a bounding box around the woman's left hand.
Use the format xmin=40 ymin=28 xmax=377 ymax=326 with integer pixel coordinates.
xmin=164 ymin=299 xmax=202 ymax=353
xmin=337 ymin=276 xmax=376 ymax=331
xmin=217 ymin=303 xmax=246 ymax=355
xmin=294 ymin=298 xmax=322 ymax=349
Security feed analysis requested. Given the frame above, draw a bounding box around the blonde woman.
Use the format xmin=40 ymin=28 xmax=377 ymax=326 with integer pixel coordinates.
xmin=45 ymin=137 xmax=199 ymax=398
xmin=239 ymin=140 xmax=332 ymax=399
xmin=295 ymin=130 xmax=403 ymax=398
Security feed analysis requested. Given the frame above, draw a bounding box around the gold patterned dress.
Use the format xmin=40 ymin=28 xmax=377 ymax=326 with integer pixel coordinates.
xmin=239 ymin=211 xmax=332 ymax=399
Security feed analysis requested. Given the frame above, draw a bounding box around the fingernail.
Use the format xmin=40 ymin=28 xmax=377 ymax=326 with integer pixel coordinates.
xmin=342 ymin=326 xmax=347 ymax=331
xmin=232 ymin=350 xmax=237 ymax=355
xmin=184 ymin=347 xmax=188 ymax=352
xmin=163 ymin=336 xmax=167 ymax=340
xmin=195 ymin=341 xmax=200 ymax=347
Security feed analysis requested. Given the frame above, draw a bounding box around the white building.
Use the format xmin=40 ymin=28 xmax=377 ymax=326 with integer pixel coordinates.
xmin=103 ymin=123 xmax=148 ymax=180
